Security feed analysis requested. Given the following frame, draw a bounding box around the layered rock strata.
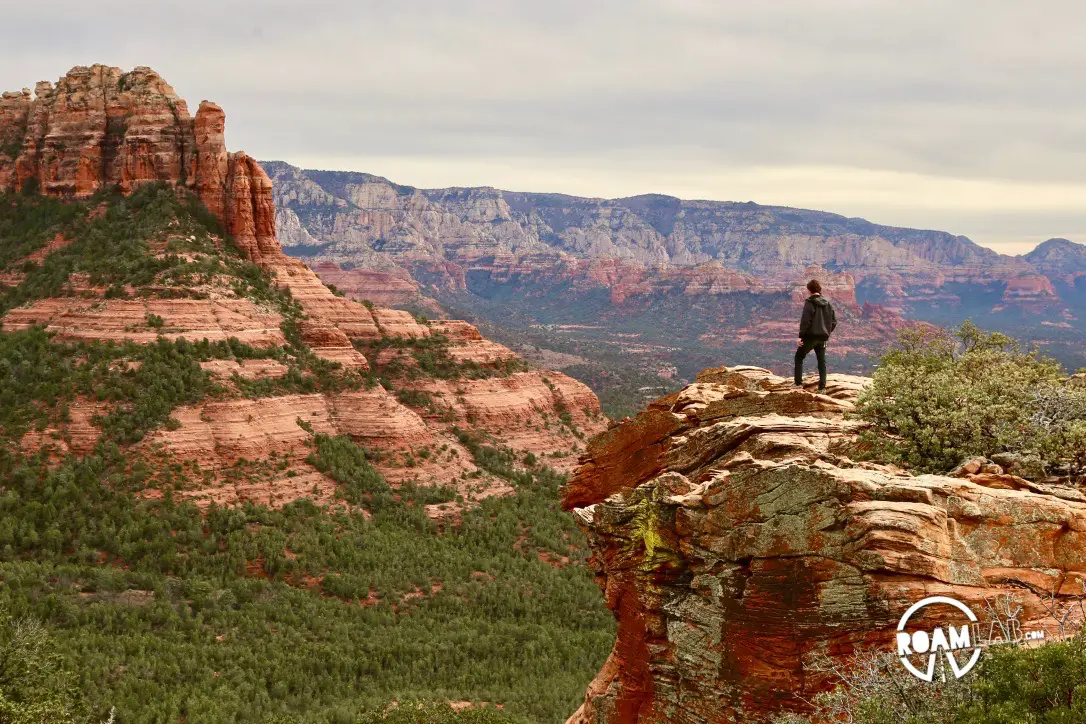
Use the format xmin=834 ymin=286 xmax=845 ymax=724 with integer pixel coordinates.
xmin=310 ymin=261 xmax=443 ymax=316
xmin=0 ymin=66 xmax=279 ymax=263
xmin=0 ymin=64 xmax=605 ymax=513
xmin=264 ymin=162 xmax=1080 ymax=321
xmin=564 ymin=366 xmax=1086 ymax=722
xmin=146 ymin=386 xmax=480 ymax=505
xmin=2 ymin=298 xmax=287 ymax=346
xmin=409 ymin=371 xmax=607 ymax=473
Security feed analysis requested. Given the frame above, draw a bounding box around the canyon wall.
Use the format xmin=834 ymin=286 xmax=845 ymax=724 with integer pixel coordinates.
xmin=263 ymin=162 xmax=1072 ymax=317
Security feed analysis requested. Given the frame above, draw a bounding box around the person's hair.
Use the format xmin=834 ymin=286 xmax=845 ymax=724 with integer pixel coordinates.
xmin=807 ymin=279 xmax=822 ymax=294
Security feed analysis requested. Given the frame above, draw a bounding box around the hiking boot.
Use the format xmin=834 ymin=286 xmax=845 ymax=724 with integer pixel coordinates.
xmin=817 ymin=387 xmax=827 ymax=394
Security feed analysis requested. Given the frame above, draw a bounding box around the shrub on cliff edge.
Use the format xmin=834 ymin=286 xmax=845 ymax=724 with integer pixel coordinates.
xmin=853 ymin=322 xmax=1086 ymax=477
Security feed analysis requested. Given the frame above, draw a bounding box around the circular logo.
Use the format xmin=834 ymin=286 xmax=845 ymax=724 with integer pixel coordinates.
xmin=896 ymin=596 xmax=981 ymax=681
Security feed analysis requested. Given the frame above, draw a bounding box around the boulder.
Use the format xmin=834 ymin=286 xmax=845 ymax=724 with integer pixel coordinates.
xmin=949 ymin=456 xmax=987 ymax=477
xmin=991 ymin=451 xmax=1048 ymax=481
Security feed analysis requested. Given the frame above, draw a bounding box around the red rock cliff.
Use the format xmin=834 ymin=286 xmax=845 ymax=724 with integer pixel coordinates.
xmin=564 ymin=366 xmax=1086 ymax=722
xmin=0 ymin=64 xmax=275 ymax=262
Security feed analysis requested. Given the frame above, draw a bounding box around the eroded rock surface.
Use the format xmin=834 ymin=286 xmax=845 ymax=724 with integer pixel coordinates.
xmin=3 ymin=298 xmax=287 ymax=346
xmin=411 ymin=370 xmax=607 ymax=473
xmin=0 ymin=66 xmax=276 ymax=259
xmin=564 ymin=366 xmax=1086 ymax=723
xmin=310 ymin=261 xmax=443 ymax=316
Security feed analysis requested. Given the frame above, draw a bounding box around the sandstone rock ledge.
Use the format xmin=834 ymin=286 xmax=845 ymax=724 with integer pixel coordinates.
xmin=563 ymin=366 xmax=1086 ymax=724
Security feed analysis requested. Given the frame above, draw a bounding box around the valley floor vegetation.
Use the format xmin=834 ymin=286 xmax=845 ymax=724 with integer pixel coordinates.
xmin=0 ymin=186 xmax=614 ymax=722
xmin=437 ymin=304 xmax=683 ymax=421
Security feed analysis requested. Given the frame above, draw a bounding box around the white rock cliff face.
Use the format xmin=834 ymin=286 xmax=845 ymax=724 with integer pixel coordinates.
xmin=262 ymin=161 xmax=1074 ymax=321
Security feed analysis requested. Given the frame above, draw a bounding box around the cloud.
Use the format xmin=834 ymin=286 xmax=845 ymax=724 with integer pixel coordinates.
xmin=2 ymin=0 xmax=1084 ymax=251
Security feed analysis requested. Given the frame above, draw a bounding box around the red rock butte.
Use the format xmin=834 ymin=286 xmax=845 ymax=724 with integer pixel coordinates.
xmin=0 ymin=65 xmax=280 ymax=262
xmin=0 ymin=64 xmax=607 ymax=510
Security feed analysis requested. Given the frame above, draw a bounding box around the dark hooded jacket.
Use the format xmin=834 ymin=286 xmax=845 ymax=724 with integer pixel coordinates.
xmin=799 ymin=294 xmax=837 ymax=341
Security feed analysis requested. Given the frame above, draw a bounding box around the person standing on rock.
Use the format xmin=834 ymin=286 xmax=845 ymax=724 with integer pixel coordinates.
xmin=795 ymin=279 xmax=837 ymax=392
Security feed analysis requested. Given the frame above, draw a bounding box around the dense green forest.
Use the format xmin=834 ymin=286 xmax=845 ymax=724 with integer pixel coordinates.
xmin=0 ymin=187 xmax=613 ymax=722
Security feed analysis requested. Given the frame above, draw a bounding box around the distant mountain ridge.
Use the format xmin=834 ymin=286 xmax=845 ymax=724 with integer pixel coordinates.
xmin=1025 ymin=237 xmax=1086 ymax=280
xmin=263 ymin=160 xmax=1081 ymax=291
xmin=264 ymin=161 xmax=1086 ymax=374
xmin=265 ymin=161 xmax=1016 ymax=271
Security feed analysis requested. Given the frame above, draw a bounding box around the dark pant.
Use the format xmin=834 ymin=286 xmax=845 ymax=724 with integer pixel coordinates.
xmin=795 ymin=339 xmax=827 ymax=389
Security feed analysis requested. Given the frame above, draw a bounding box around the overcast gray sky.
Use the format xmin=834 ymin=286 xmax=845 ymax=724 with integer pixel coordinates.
xmin=4 ymin=0 xmax=1085 ymax=253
